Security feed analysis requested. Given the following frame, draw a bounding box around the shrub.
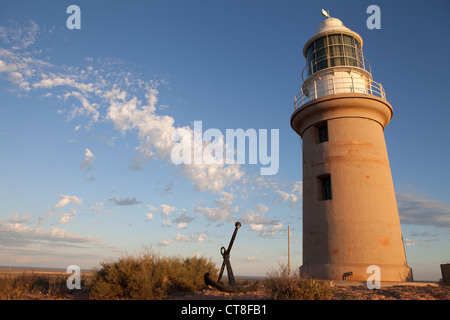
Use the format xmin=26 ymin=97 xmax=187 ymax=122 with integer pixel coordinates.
xmin=265 ymin=264 xmax=334 ymax=300
xmin=0 ymin=272 xmax=69 ymax=299
xmin=88 ymin=248 xmax=218 ymax=300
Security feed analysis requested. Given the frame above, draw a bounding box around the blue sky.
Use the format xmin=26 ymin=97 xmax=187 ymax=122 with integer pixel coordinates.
xmin=0 ymin=0 xmax=449 ymax=281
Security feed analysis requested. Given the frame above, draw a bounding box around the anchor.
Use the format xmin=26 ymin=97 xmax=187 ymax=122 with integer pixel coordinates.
xmin=204 ymin=222 xmax=258 ymax=293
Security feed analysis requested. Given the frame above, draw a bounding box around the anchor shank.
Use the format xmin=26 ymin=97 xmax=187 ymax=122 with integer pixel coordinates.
xmin=217 ymin=222 xmax=241 ymax=283
xmin=226 ymin=222 xmax=241 ymax=254
xmin=224 ymin=254 xmax=236 ymax=286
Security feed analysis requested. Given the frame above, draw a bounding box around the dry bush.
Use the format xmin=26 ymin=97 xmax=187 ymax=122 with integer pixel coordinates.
xmin=88 ymin=248 xmax=218 ymax=300
xmin=0 ymin=272 xmax=69 ymax=299
xmin=265 ymin=264 xmax=334 ymax=300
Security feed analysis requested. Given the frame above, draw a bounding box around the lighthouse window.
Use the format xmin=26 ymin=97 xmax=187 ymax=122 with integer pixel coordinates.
xmin=318 ymin=174 xmax=332 ymax=201
xmin=318 ymin=123 xmax=328 ymax=143
xmin=322 ymin=176 xmax=332 ymax=200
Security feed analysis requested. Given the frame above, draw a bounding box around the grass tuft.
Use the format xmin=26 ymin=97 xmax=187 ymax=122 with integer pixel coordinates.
xmin=265 ymin=264 xmax=334 ymax=300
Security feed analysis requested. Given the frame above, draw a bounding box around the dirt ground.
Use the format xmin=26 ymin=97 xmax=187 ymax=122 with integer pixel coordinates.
xmin=2 ymin=268 xmax=448 ymax=300
xmin=168 ymin=281 xmax=450 ymax=300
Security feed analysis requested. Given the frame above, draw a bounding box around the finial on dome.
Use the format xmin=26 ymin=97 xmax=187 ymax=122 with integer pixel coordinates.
xmin=321 ymin=9 xmax=330 ymax=18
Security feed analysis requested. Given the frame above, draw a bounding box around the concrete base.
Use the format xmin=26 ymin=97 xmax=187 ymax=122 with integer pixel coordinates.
xmin=329 ymin=280 xmax=439 ymax=288
xmin=300 ymin=263 xmax=413 ymax=282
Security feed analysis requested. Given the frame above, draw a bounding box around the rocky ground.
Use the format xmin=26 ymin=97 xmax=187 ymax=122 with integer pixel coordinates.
xmin=169 ymin=281 xmax=450 ymax=300
xmin=2 ymin=268 xmax=448 ymax=300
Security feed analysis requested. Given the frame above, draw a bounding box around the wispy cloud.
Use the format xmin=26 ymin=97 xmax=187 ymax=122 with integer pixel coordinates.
xmin=109 ymin=196 xmax=143 ymax=206
xmin=0 ymin=20 xmax=245 ymax=194
xmin=172 ymin=209 xmax=195 ymax=229
xmin=80 ymin=148 xmax=95 ymax=172
xmin=273 ymin=181 xmax=302 ymax=207
xmin=0 ymin=221 xmax=98 ymax=247
xmin=59 ymin=208 xmax=76 ymax=224
xmin=159 ymin=233 xmax=207 ymax=246
xmin=55 ymin=194 xmax=82 ymax=208
xmin=397 ymin=192 xmax=450 ymax=229
xmin=194 ymin=191 xmax=236 ymax=222
xmin=0 ymin=20 xmax=39 ymax=50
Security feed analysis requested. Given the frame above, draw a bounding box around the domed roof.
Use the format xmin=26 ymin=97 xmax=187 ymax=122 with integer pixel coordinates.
xmin=302 ymin=16 xmax=363 ymax=57
xmin=315 ymin=17 xmax=352 ymax=35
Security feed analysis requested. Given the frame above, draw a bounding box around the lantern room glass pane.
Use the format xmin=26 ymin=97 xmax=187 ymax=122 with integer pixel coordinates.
xmin=343 ymin=34 xmax=354 ymax=46
xmin=328 ymin=34 xmax=341 ymax=45
xmin=305 ymin=33 xmax=365 ymax=76
xmin=315 ymin=36 xmax=327 ymax=49
xmin=307 ymin=44 xmax=314 ymax=60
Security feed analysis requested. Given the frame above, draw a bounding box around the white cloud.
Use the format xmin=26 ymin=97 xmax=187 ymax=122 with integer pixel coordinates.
xmin=145 ymin=204 xmax=157 ymax=221
xmin=250 ymin=224 xmax=264 ymax=232
xmin=0 ymin=211 xmax=30 ymax=224
xmin=241 ymin=209 xmax=275 ymax=225
xmin=172 ymin=209 xmax=194 ymax=228
xmin=90 ymin=202 xmax=103 ymax=215
xmin=0 ymin=59 xmax=31 ymax=91
xmin=249 ymin=221 xmax=283 ymax=237
xmin=33 ymin=76 xmax=95 ymax=93
xmin=245 ymin=256 xmax=263 ymax=263
xmin=59 ymin=208 xmax=76 ymax=224
xmin=194 ymin=191 xmax=235 ymax=222
xmin=0 ymin=20 xmax=39 ymax=50
xmin=0 ymin=222 xmax=98 ymax=246
xmin=181 ymin=162 xmax=244 ymax=194
xmin=176 ymin=222 xmax=187 ymax=229
xmin=80 ymin=148 xmax=95 ymax=171
xmin=404 ymin=238 xmax=416 ymax=246
xmin=105 ymin=88 xmax=245 ymax=193
xmin=160 ymin=204 xmax=177 ymax=217
xmin=160 ymin=233 xmax=207 ymax=246
xmin=256 ymin=203 xmax=269 ymax=214
xmin=274 ymin=182 xmax=302 ymax=207
xmin=55 ymin=194 xmax=82 ymax=208
xmin=0 ymin=20 xmax=245 ymax=194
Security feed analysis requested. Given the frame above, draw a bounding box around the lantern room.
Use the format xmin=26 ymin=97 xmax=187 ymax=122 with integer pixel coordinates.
xmin=295 ymin=14 xmax=386 ymax=109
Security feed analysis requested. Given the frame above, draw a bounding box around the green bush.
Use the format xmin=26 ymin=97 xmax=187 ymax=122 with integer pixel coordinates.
xmin=88 ymin=248 xmax=218 ymax=300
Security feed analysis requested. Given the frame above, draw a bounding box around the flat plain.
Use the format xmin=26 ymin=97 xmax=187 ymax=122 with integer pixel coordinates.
xmin=0 ymin=267 xmax=449 ymax=300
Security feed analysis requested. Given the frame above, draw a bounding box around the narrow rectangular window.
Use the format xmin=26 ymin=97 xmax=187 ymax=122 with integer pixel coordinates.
xmin=322 ymin=176 xmax=332 ymax=200
xmin=317 ymin=174 xmax=332 ymax=201
xmin=318 ymin=124 xmax=328 ymax=143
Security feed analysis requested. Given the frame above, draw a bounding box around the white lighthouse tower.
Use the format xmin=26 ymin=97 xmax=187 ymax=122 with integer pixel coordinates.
xmin=291 ymin=11 xmax=413 ymax=281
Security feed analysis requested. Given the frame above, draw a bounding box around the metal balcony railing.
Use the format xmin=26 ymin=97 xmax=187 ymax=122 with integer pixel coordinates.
xmin=294 ymin=75 xmax=386 ymax=110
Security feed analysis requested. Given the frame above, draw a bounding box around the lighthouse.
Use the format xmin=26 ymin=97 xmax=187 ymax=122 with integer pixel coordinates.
xmin=290 ymin=11 xmax=413 ymax=281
